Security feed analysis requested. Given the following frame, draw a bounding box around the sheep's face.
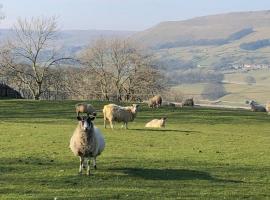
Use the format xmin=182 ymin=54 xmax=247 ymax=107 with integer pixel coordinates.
xmin=249 ymin=100 xmax=255 ymax=106
xmin=132 ymin=104 xmax=140 ymax=113
xmin=160 ymin=117 xmax=167 ymax=125
xmin=77 ymin=116 xmax=95 ymax=131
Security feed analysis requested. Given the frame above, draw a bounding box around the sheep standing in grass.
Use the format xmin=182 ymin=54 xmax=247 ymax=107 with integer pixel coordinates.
xmin=75 ymin=103 xmax=96 ymax=117
xmin=266 ymin=102 xmax=270 ymax=114
xmin=249 ymin=100 xmax=266 ymax=112
xmin=145 ymin=117 xmax=167 ymax=128
xmin=103 ymin=104 xmax=139 ymax=129
xmin=69 ymin=115 xmax=105 ymax=175
xmin=148 ymin=95 xmax=162 ymax=108
xmin=182 ymin=98 xmax=194 ymax=107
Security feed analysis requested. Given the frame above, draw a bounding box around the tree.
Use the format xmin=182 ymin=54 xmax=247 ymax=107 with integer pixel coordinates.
xmin=80 ymin=38 xmax=165 ymax=102
xmin=201 ymin=83 xmax=227 ymax=100
xmin=245 ymin=75 xmax=256 ymax=85
xmin=0 ymin=17 xmax=70 ymax=100
xmin=80 ymin=38 xmax=112 ymax=100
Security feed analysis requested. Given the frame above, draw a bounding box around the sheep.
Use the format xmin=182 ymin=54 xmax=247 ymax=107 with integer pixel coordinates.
xmin=145 ymin=117 xmax=167 ymax=128
xmin=103 ymin=104 xmax=139 ymax=129
xmin=266 ymin=102 xmax=270 ymax=114
xmin=69 ymin=115 xmax=105 ymax=175
xmin=75 ymin=103 xmax=96 ymax=117
xmin=148 ymin=95 xmax=162 ymax=108
xmin=249 ymin=100 xmax=266 ymax=112
xmin=182 ymin=98 xmax=194 ymax=107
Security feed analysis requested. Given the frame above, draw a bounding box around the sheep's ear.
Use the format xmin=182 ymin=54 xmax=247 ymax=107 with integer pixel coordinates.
xmin=92 ymin=112 xmax=97 ymax=116
xmin=77 ymin=116 xmax=82 ymax=121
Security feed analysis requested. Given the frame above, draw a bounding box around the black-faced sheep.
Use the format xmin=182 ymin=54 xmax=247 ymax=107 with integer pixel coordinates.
xmin=249 ymin=100 xmax=266 ymax=112
xmin=75 ymin=103 xmax=96 ymax=117
xmin=148 ymin=95 xmax=162 ymax=108
xmin=69 ymin=116 xmax=105 ymax=175
xmin=145 ymin=117 xmax=167 ymax=128
xmin=103 ymin=104 xmax=139 ymax=129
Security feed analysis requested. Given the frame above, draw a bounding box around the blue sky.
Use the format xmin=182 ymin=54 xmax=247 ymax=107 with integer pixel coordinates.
xmin=1 ymin=0 xmax=270 ymax=31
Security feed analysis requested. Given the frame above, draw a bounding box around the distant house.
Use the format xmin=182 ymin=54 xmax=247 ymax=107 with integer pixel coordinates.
xmin=0 ymin=84 xmax=22 ymax=99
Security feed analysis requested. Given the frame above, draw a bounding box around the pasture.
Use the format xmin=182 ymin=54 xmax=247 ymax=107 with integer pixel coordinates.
xmin=0 ymin=100 xmax=269 ymax=199
xmin=173 ymin=69 xmax=270 ymax=105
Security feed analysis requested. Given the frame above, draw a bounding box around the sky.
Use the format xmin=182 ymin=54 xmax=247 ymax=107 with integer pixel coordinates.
xmin=1 ymin=0 xmax=270 ymax=31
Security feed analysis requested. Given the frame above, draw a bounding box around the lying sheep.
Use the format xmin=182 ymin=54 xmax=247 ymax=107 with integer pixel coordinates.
xmin=148 ymin=95 xmax=162 ymax=108
xmin=75 ymin=103 xmax=96 ymax=117
xmin=145 ymin=117 xmax=167 ymax=128
xmin=69 ymin=115 xmax=105 ymax=175
xmin=266 ymin=102 xmax=270 ymax=114
xmin=103 ymin=104 xmax=139 ymax=129
xmin=249 ymin=100 xmax=266 ymax=112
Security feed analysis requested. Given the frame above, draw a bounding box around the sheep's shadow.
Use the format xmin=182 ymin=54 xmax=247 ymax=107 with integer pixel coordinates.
xmin=109 ymin=168 xmax=243 ymax=183
xmin=131 ymin=128 xmax=201 ymax=133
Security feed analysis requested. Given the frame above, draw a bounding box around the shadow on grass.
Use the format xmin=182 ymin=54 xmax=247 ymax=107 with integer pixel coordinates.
xmin=109 ymin=168 xmax=243 ymax=183
xmin=131 ymin=128 xmax=201 ymax=133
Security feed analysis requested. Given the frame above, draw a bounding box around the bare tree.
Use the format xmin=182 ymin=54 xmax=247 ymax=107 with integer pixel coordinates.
xmin=80 ymin=38 xmax=165 ymax=102
xmin=245 ymin=75 xmax=256 ymax=85
xmin=201 ymin=83 xmax=227 ymax=100
xmin=108 ymin=39 xmax=134 ymax=101
xmin=0 ymin=17 xmax=70 ymax=100
xmin=80 ymin=38 xmax=112 ymax=100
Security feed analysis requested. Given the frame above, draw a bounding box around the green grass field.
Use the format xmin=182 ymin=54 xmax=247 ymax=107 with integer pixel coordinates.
xmin=0 ymin=100 xmax=269 ymax=199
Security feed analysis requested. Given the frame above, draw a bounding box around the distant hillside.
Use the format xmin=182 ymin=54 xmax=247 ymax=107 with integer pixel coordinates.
xmin=133 ymin=10 xmax=270 ymax=48
xmin=132 ymin=10 xmax=270 ymax=69
xmin=0 ymin=29 xmax=135 ymax=56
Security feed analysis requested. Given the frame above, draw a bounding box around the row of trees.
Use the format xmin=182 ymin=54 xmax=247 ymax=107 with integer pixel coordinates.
xmin=0 ymin=17 xmax=165 ymax=101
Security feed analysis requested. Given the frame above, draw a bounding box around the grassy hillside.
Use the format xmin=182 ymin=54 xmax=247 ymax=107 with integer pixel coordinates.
xmin=0 ymin=100 xmax=269 ymax=199
xmin=132 ymin=10 xmax=270 ymax=67
xmin=173 ymin=69 xmax=270 ymax=105
xmin=133 ymin=10 xmax=270 ymax=47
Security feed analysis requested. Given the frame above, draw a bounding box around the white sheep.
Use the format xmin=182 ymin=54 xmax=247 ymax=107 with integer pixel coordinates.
xmin=75 ymin=103 xmax=96 ymax=117
xmin=148 ymin=95 xmax=162 ymax=108
xmin=103 ymin=104 xmax=139 ymax=129
xmin=145 ymin=117 xmax=167 ymax=128
xmin=249 ymin=100 xmax=266 ymax=112
xmin=69 ymin=115 xmax=105 ymax=175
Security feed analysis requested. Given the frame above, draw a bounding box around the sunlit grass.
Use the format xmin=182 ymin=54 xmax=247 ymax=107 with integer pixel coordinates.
xmin=0 ymin=100 xmax=269 ymax=199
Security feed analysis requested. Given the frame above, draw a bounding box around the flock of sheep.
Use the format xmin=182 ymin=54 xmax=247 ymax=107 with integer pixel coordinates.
xmin=69 ymin=96 xmax=270 ymax=175
xmin=69 ymin=95 xmax=166 ymax=175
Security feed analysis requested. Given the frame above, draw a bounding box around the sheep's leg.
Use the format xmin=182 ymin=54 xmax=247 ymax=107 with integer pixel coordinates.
xmin=124 ymin=122 xmax=128 ymax=129
xmin=93 ymin=157 xmax=97 ymax=170
xmin=87 ymin=159 xmax=91 ymax=176
xmin=109 ymin=120 xmax=114 ymax=129
xmin=104 ymin=118 xmax=107 ymax=128
xmin=79 ymin=157 xmax=84 ymax=175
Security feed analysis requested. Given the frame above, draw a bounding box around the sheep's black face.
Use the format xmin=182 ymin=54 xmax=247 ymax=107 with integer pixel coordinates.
xmin=77 ymin=116 xmax=95 ymax=131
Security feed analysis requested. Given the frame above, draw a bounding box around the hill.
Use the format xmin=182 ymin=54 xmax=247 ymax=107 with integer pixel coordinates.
xmin=132 ymin=10 xmax=270 ymax=68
